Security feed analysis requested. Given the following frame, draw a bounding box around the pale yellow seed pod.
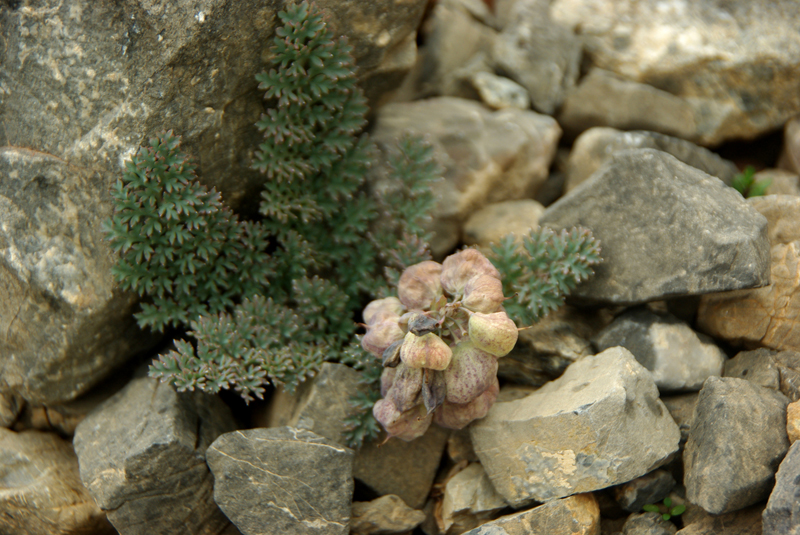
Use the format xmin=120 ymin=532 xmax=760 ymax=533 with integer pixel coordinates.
xmin=468 ymin=311 xmax=519 ymax=357
xmin=397 ymin=261 xmax=443 ymax=311
xmin=440 ymin=249 xmax=500 ymax=297
xmin=363 ymin=296 xmax=405 ymax=325
xmin=400 ymin=332 xmax=453 ymax=370
xmin=462 ymin=274 xmax=505 ymax=314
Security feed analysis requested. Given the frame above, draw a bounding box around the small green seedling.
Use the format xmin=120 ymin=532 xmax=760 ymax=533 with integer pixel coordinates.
xmin=732 ymin=165 xmax=771 ymax=198
xmin=642 ymin=497 xmax=686 ymax=521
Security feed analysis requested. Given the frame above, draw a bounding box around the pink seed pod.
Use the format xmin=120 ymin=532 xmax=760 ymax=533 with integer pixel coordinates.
xmin=441 ymin=249 xmax=500 ymax=297
xmin=400 ymin=332 xmax=453 ymax=370
xmin=373 ymin=399 xmax=433 ymax=442
xmin=398 ymin=261 xmax=444 ymax=310
xmin=443 ymin=340 xmax=498 ymax=405
xmin=433 ymin=377 xmax=499 ymax=430
xmin=461 ymin=274 xmax=505 ymax=314
xmin=468 ymin=311 xmax=519 ymax=357
xmin=363 ymin=297 xmax=405 ymax=325
xmin=362 ymin=320 xmax=405 ymax=358
xmin=380 ymin=367 xmax=398 ymax=397
xmin=386 ymin=364 xmax=424 ymax=412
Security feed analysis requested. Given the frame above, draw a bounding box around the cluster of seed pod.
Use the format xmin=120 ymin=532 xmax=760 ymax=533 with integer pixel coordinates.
xmin=362 ymin=249 xmax=519 ymax=441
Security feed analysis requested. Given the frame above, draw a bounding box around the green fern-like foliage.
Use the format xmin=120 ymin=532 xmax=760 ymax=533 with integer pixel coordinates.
xmin=490 ymin=227 xmax=602 ymax=326
xmin=732 ymin=165 xmax=771 ymax=198
xmin=105 ymin=132 xmax=271 ymax=331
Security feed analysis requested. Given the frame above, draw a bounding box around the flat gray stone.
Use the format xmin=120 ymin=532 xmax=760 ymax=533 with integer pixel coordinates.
xmin=471 ymin=347 xmax=680 ymax=506
xmin=684 ymin=377 xmax=790 ymax=514
xmin=207 ymin=427 xmax=353 ymax=535
xmin=540 ymin=148 xmax=770 ymax=305
xmin=763 ymin=440 xmax=800 ymax=535
xmin=73 ymin=375 xmax=236 ymax=535
xmin=594 ymin=308 xmax=726 ymax=392
xmin=462 ymin=494 xmax=600 ymax=535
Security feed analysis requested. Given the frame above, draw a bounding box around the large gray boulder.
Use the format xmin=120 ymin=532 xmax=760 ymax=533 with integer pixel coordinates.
xmin=540 ymin=149 xmax=770 ymax=305
xmin=207 ymin=427 xmax=354 ymax=535
xmin=471 ymin=347 xmax=680 ymax=506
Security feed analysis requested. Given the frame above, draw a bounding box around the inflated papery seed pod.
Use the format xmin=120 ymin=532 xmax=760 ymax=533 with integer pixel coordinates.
xmin=443 ymin=340 xmax=498 ymax=405
xmin=362 ymin=320 xmax=405 ymax=357
xmin=373 ymin=399 xmax=433 ymax=441
xmin=434 ymin=377 xmax=499 ymax=430
xmin=363 ymin=296 xmax=405 ymax=325
xmin=380 ymin=367 xmax=397 ymax=397
xmin=387 ymin=364 xmax=424 ymax=412
xmin=400 ymin=332 xmax=453 ymax=370
xmin=462 ymin=274 xmax=504 ymax=314
xmin=440 ymin=249 xmax=500 ymax=296
xmin=468 ymin=311 xmax=519 ymax=357
xmin=398 ymin=260 xmax=443 ymax=310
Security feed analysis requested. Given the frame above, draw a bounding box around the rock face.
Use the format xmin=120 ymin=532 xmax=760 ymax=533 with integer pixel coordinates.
xmin=677 ymin=504 xmax=764 ymax=535
xmin=441 ymin=463 xmax=509 ymax=533
xmin=0 ymin=428 xmax=114 ymax=535
xmin=370 ymin=97 xmax=560 ymax=256
xmin=593 ymin=308 xmax=726 ymax=392
xmin=551 ymin=0 xmax=800 ymax=145
xmin=622 ymin=512 xmax=677 ymax=535
xmin=471 ymin=347 xmax=680 ymax=506
xmin=698 ymin=195 xmax=800 ymax=351
xmin=565 ymin=128 xmax=739 ymax=192
xmin=207 ymin=427 xmax=353 ymax=535
xmin=350 ymin=495 xmax=426 ymax=535
xmin=763 ymin=440 xmax=800 ymax=535
xmin=462 ymin=199 xmax=545 ymax=251
xmin=462 ymin=493 xmax=600 ymax=535
xmin=723 ymin=348 xmax=800 ymax=402
xmin=73 ymin=375 xmax=236 ymax=535
xmin=540 ymin=149 xmax=770 ymax=305
xmin=684 ymin=377 xmax=790 ymax=515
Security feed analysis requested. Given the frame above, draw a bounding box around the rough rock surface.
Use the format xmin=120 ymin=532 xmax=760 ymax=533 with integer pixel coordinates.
xmin=661 ymin=393 xmax=698 ymax=444
xmin=698 ymin=195 xmax=800 ymax=352
xmin=353 ymin=424 xmax=450 ymax=509
xmin=260 ymin=362 xmax=367 ymax=446
xmin=0 ymin=428 xmax=114 ymax=535
xmin=540 ymin=149 xmax=770 ymax=305
xmin=622 ymin=512 xmax=677 ymax=535
xmin=788 ymin=401 xmax=800 ymax=444
xmin=763 ymin=440 xmax=800 ymax=535
xmin=551 ymin=0 xmax=800 ymax=145
xmin=723 ymin=348 xmax=800 ymax=402
xmin=462 ymin=199 xmax=545 ymax=250
xmin=565 ymin=128 xmax=739 ymax=192
xmin=350 ymin=495 xmax=426 ymax=535
xmin=684 ymin=377 xmax=790 ymax=515
xmin=462 ymin=493 xmax=600 ymax=535
xmin=614 ymin=470 xmax=676 ymax=514
xmin=676 ymin=504 xmax=763 ymax=535
xmin=370 ymin=97 xmax=560 ymax=256
xmin=207 ymin=427 xmax=353 ymax=535
xmin=471 ymin=347 xmax=680 ymax=506
xmin=470 ymin=72 xmax=530 ymax=110
xmin=73 ymin=375 xmax=236 ymax=535
xmin=594 ymin=308 xmax=726 ymax=392
xmin=441 ymin=463 xmax=509 ymax=533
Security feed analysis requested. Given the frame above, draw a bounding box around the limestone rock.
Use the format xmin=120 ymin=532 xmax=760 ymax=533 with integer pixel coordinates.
xmin=471 ymin=347 xmax=680 ymax=506
xmin=462 ymin=199 xmax=545 ymax=250
xmin=73 ymin=375 xmax=236 ymax=535
xmin=371 ymin=97 xmax=560 ymax=256
xmin=354 ymin=424 xmax=450 ymax=509
xmin=540 ymin=149 xmax=770 ymax=305
xmin=758 ymin=169 xmax=800 ymax=197
xmin=441 ymin=463 xmax=509 ymax=533
xmin=593 ymin=308 xmax=726 ymax=392
xmin=207 ymin=427 xmax=353 ymax=535
xmin=491 ymin=0 xmax=581 ymax=114
xmin=469 ymin=72 xmax=530 ymax=110
xmin=565 ymin=128 xmax=739 ymax=193
xmin=551 ymin=0 xmax=800 ymax=145
xmin=676 ymin=504 xmax=763 ymax=535
xmin=614 ymin=470 xmax=676 ymax=514
xmin=462 ymin=493 xmax=600 ymax=535
xmin=788 ymin=401 xmax=800 ymax=444
xmin=351 ymin=495 xmax=426 ymax=535
xmin=723 ymin=348 xmax=800 ymax=401
xmin=763 ymin=440 xmax=800 ymax=535
xmin=684 ymin=377 xmax=790 ymax=515
xmin=622 ymin=512 xmax=677 ymax=535
xmin=0 ymin=428 xmax=114 ymax=535
xmin=259 ymin=362 xmax=367 ymax=446
xmin=661 ymin=393 xmax=698 ymax=444
xmin=779 ymin=116 xmax=800 ymax=175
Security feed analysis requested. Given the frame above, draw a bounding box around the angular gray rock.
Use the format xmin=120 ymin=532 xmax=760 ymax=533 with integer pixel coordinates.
xmin=551 ymin=0 xmax=800 ymax=145
xmin=73 ymin=375 xmax=237 ymax=535
xmin=593 ymin=308 xmax=726 ymax=392
xmin=350 ymin=495 xmax=426 ymax=535
xmin=491 ymin=0 xmax=581 ymax=114
xmin=724 ymin=348 xmax=800 ymax=402
xmin=565 ymin=128 xmax=739 ymax=192
xmin=677 ymin=504 xmax=764 ymax=535
xmin=354 ymin=424 xmax=450 ymax=509
xmin=259 ymin=362 xmax=368 ymax=446
xmin=370 ymin=97 xmax=560 ymax=256
xmin=684 ymin=377 xmax=790 ymax=514
xmin=462 ymin=199 xmax=545 ymax=251
xmin=622 ymin=512 xmax=677 ymax=535
xmin=0 ymin=428 xmax=114 ymax=535
xmin=763 ymin=440 xmax=800 ymax=535
xmin=614 ymin=470 xmax=677 ymax=514
xmin=462 ymin=494 xmax=600 ymax=535
xmin=471 ymin=347 xmax=680 ymax=506
xmin=470 ymin=72 xmax=530 ymax=110
xmin=441 ymin=463 xmax=508 ymax=533
xmin=540 ymin=149 xmax=770 ymax=305
xmin=207 ymin=427 xmax=353 ymax=535
xmin=661 ymin=393 xmax=698 ymax=444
